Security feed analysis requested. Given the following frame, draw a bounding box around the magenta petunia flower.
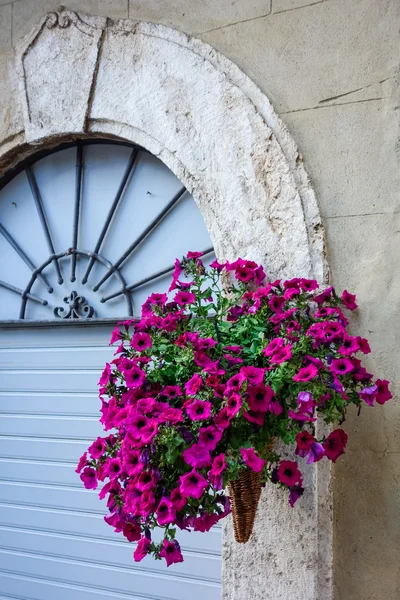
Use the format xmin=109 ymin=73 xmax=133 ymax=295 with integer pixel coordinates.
xmin=225 ymin=372 xmax=246 ymax=391
xmin=341 ymin=289 xmax=358 ymax=310
xmin=359 ymin=384 xmax=378 ymax=406
xmin=123 ymin=522 xmax=141 ymax=542
xmin=180 ymin=469 xmax=208 ymax=499
xmin=131 ymin=332 xmax=152 ymax=352
xmin=88 ymin=437 xmax=107 ymax=460
xmin=159 ymin=539 xmax=184 ymax=567
xmin=356 ymin=336 xmax=371 ymax=354
xmin=161 ymin=385 xmax=183 ymax=399
xmin=198 ymin=426 xmax=223 ymax=450
xmin=299 ymin=278 xmax=318 ymax=292
xmin=247 ymin=385 xmax=274 ymax=412
xmin=197 ymin=337 xmax=217 ymax=350
xmin=225 ymin=393 xmax=242 ymax=417
xmin=136 ymin=471 xmax=157 ymax=492
xmin=133 ymin=536 xmax=151 ymax=562
xmin=183 ymin=443 xmax=212 ymax=468
xmin=268 ymin=397 xmax=283 ymax=415
xmin=314 ymin=286 xmax=333 ymax=304
xmin=295 ymin=430 xmax=314 ymax=457
xmin=80 ymin=467 xmax=98 ymax=490
xmin=98 ymin=363 xmax=112 ymax=386
xmin=76 ymin=452 xmax=88 ymax=474
xmin=103 ymin=458 xmax=123 ymax=480
xmin=185 ymin=373 xmax=203 ymax=395
xmin=288 ymin=484 xmax=304 ymax=507
xmin=268 ymin=295 xmax=286 ymax=314
xmin=193 ymin=512 xmax=220 ymax=532
xmin=263 ymin=337 xmax=285 ymax=357
xmin=243 ymin=409 xmax=265 ymax=426
xmin=185 ymin=399 xmax=212 ymax=421
xmin=170 ymin=487 xmax=187 ymax=511
xmin=240 ymin=447 xmax=265 ymax=472
xmin=330 ymin=358 xmax=354 ymax=376
xmin=293 ymin=364 xmax=319 ymax=382
xmin=157 ymin=497 xmax=176 ymax=526
xmin=109 ymin=326 xmax=122 ymax=345
xmin=174 ymin=290 xmax=196 ymax=306
xmin=269 ymin=344 xmax=292 ymax=364
xmin=375 ymin=379 xmax=392 ymax=405
xmin=210 ymin=453 xmax=227 ymax=477
xmin=277 ymin=460 xmax=302 ymax=486
xmin=214 ymin=407 xmax=233 ymax=430
xmin=122 ymin=449 xmax=144 ymax=477
xmin=124 ymin=365 xmax=146 ymax=388
xmin=323 ymin=429 xmax=348 ymax=462
xmin=240 ymin=365 xmax=266 ymax=386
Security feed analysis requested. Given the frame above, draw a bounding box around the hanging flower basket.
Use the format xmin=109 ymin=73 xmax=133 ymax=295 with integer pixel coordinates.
xmin=228 ymin=469 xmax=262 ymax=543
xmin=77 ymin=251 xmax=392 ymax=567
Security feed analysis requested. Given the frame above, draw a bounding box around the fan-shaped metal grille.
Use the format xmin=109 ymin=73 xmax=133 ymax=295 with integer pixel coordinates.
xmin=0 ymin=141 xmax=213 ymax=322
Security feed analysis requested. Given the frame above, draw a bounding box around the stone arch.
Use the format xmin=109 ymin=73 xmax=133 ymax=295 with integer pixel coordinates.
xmin=0 ymin=8 xmax=331 ymax=600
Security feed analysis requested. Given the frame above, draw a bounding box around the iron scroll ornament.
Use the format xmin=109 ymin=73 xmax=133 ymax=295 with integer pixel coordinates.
xmin=54 ymin=290 xmax=95 ymax=319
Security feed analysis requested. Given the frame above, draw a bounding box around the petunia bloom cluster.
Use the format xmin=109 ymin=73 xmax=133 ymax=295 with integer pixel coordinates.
xmin=77 ymin=252 xmax=391 ymax=566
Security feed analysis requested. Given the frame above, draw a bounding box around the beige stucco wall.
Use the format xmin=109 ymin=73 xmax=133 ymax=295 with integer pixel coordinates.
xmin=0 ymin=1 xmax=398 ymax=599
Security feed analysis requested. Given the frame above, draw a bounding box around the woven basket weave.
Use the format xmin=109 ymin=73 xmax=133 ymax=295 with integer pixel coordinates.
xmin=228 ymin=469 xmax=262 ymax=543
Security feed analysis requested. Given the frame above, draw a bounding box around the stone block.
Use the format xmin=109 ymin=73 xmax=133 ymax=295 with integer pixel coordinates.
xmin=129 ymin=0 xmax=272 ymax=34
xmin=283 ymin=101 xmax=399 ymax=218
xmin=12 ymin=0 xmax=128 ymax=44
xmin=0 ymin=3 xmax=11 ymax=52
xmin=202 ymin=0 xmax=400 ymax=113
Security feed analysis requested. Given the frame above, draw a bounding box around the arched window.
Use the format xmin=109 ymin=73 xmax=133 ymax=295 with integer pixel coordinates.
xmin=0 ymin=141 xmax=213 ymax=321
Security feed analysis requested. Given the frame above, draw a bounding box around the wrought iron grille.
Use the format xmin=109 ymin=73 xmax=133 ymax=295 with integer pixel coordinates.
xmin=0 ymin=141 xmax=213 ymax=321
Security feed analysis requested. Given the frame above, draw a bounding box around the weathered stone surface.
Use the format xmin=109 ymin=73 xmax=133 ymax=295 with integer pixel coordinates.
xmin=272 ymin=0 xmax=324 ymax=13
xmin=0 ymin=51 xmax=24 ymax=155
xmin=129 ymin=0 xmax=272 ymax=33
xmin=0 ymin=3 xmax=11 ymax=52
xmin=202 ymin=0 xmax=400 ymax=113
xmin=326 ymin=212 xmax=400 ymax=600
xmin=15 ymin=10 xmax=106 ymax=141
xmin=283 ymin=101 xmax=399 ymax=218
xmin=12 ymin=0 xmax=129 ymax=43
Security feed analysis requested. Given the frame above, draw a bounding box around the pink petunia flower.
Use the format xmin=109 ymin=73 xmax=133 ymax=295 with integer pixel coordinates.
xmin=185 ymin=373 xmax=203 ymax=395
xmin=88 ymin=437 xmax=107 ymax=460
xmin=185 ymin=399 xmax=212 ymax=421
xmin=240 ymin=447 xmax=264 ymax=472
xmin=225 ymin=393 xmax=242 ymax=417
xmin=76 ymin=452 xmax=89 ymax=474
xmin=263 ymin=337 xmax=285 ymax=357
xmin=269 ymin=344 xmax=292 ymax=364
xmin=183 ymin=444 xmax=212 ymax=468
xmin=240 ymin=365 xmax=266 ymax=386
xmin=159 ymin=539 xmax=184 ymax=567
xmin=180 ymin=469 xmax=208 ymax=499
xmin=330 ymin=358 xmax=354 ymax=376
xmin=170 ymin=487 xmax=187 ymax=511
xmin=80 ymin=467 xmax=98 ymax=490
xmin=131 ymin=332 xmax=152 ymax=352
xmin=133 ymin=536 xmax=151 ymax=562
xmin=247 ymin=385 xmax=274 ymax=413
xmin=341 ymin=290 xmax=358 ymax=310
xmin=243 ymin=409 xmax=265 ymax=426
xmin=375 ymin=379 xmax=392 ymax=405
xmin=198 ymin=426 xmax=223 ymax=450
xmin=109 ymin=326 xmax=122 ymax=345
xmin=124 ymin=365 xmax=146 ymax=388
xmin=157 ymin=497 xmax=176 ymax=526
xmin=293 ymin=364 xmax=319 ymax=382
xmin=278 ymin=460 xmax=302 ymax=486
xmin=323 ymin=429 xmax=348 ymax=462
xmin=174 ymin=290 xmax=196 ymax=306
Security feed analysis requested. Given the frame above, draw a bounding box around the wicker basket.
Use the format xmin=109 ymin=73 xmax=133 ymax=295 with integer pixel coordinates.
xmin=228 ymin=469 xmax=262 ymax=543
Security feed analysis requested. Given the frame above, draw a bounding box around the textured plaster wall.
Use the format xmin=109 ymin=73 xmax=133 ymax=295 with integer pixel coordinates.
xmin=0 ymin=1 xmax=399 ymax=599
